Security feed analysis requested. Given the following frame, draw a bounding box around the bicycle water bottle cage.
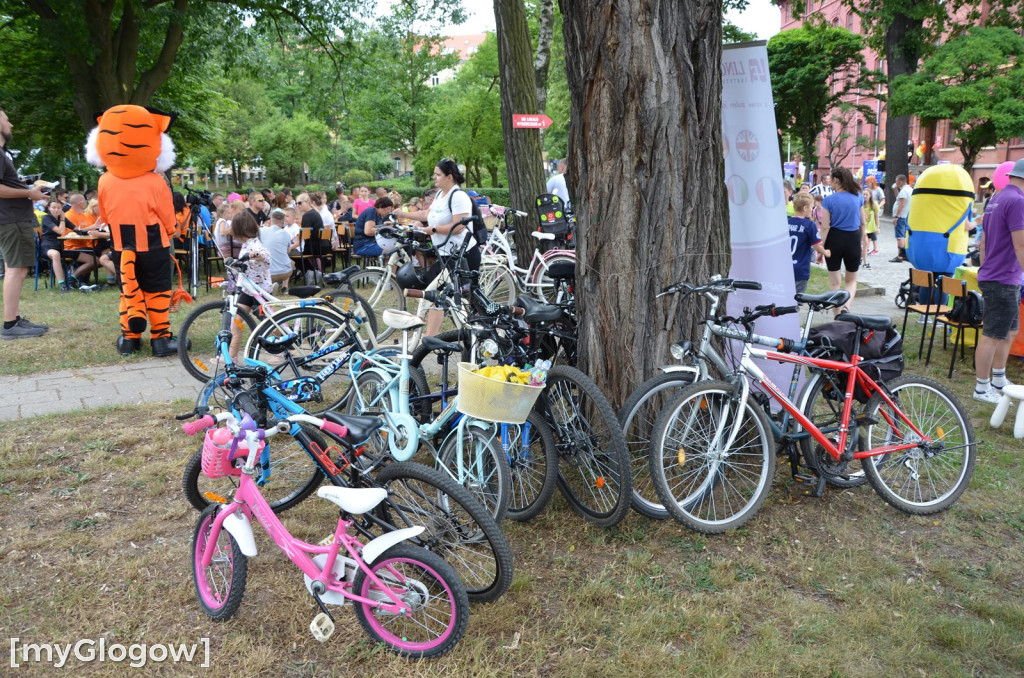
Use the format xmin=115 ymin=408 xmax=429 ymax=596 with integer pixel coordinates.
xmin=257 ymin=332 xmax=300 ymax=354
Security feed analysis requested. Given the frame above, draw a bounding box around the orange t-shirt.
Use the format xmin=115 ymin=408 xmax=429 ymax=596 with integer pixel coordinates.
xmin=63 ymin=209 xmax=96 ymax=250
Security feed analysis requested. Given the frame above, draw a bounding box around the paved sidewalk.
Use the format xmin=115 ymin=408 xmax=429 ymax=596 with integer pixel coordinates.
xmin=0 ymin=357 xmax=199 ymax=422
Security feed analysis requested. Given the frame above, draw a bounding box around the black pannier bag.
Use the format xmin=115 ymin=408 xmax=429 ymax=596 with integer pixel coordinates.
xmin=807 ymin=320 xmax=904 ymax=402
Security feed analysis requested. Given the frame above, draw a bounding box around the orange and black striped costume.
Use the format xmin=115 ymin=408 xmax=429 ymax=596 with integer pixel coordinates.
xmin=88 ymin=105 xmax=178 ymax=342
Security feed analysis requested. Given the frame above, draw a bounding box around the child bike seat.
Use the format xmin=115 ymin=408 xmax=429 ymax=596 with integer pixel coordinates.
xmin=317 ymin=486 xmax=387 ymax=514
xmin=545 ymin=260 xmax=575 ymax=280
xmin=322 ymin=412 xmax=384 ymax=443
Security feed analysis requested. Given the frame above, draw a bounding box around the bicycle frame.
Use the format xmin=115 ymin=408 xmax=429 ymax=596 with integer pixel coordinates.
xmin=199 ymin=439 xmax=420 ymax=615
xmin=482 ymin=226 xmax=574 ymax=300
xmin=735 ymin=342 xmax=931 ymax=463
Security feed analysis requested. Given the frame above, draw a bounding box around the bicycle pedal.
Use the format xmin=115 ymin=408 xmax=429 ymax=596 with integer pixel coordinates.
xmin=310 ymin=612 xmax=335 ymax=642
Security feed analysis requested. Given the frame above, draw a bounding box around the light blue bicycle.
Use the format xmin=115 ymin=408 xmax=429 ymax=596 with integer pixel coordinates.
xmin=346 ymin=308 xmax=525 ymax=522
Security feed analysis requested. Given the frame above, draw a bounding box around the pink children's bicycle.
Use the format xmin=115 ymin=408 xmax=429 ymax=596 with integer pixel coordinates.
xmin=183 ymin=411 xmax=469 ymax=659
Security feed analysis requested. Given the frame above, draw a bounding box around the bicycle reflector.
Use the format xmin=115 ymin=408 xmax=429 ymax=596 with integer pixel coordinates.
xmin=203 ymin=491 xmax=228 ymax=504
xmin=677 ymin=448 xmax=687 ymax=466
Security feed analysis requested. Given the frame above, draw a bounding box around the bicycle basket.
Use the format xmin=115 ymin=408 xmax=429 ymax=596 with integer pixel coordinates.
xmin=536 ymin=193 xmax=570 ymax=236
xmin=456 ymin=362 xmax=544 ymax=425
xmin=201 ymin=428 xmax=263 ymax=479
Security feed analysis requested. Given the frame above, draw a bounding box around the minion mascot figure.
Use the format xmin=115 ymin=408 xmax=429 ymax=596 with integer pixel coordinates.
xmin=906 ymin=164 xmax=975 ymax=301
xmin=85 ymin=106 xmax=180 ymax=356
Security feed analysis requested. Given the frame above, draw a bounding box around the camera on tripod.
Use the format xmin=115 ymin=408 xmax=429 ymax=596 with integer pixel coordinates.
xmin=184 ymin=184 xmax=214 ymax=209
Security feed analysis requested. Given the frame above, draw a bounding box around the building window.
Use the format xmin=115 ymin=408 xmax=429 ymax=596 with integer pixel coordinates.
xmin=431 ymin=74 xmax=439 ymax=86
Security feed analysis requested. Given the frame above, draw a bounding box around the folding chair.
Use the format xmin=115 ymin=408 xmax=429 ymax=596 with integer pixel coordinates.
xmin=900 ymin=268 xmax=951 ymax=360
xmin=925 ymin=276 xmax=983 ymax=379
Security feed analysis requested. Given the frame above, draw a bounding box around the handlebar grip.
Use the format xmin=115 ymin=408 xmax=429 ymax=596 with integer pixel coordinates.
xmin=320 ymin=420 xmax=348 ymax=438
xmin=772 ymin=305 xmax=799 ymax=317
xmin=404 ymin=289 xmax=424 ymax=298
xmin=183 ymin=415 xmax=216 ymax=436
xmin=732 ymin=280 xmax=762 ymax=290
xmin=508 ymin=306 xmax=525 ymax=317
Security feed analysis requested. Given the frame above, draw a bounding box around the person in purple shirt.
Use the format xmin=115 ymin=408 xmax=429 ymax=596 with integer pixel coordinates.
xmin=973 ymin=158 xmax=1024 ymax=404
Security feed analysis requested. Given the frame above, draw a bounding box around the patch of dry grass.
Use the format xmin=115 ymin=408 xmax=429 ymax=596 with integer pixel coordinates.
xmin=1 ymin=374 xmax=1022 ymax=676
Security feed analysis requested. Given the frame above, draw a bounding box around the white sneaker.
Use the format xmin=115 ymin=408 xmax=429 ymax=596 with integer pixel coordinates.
xmin=972 ymin=388 xmax=1003 ymax=404
xmin=916 ymin=316 xmax=929 ymax=325
xmin=994 ymin=379 xmax=1016 ymax=393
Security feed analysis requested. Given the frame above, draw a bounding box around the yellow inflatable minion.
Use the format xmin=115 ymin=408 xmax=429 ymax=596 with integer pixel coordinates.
xmin=906 ymin=164 xmax=974 ymax=274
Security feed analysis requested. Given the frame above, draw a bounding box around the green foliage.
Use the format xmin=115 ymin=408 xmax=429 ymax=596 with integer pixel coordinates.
xmin=341 ymin=169 xmax=373 ymax=186
xmin=250 ymin=112 xmax=330 ymax=185
xmin=888 ymin=26 xmax=1024 ymax=171
xmin=767 ymin=21 xmax=877 ymax=175
xmin=418 ymin=34 xmax=505 ymax=187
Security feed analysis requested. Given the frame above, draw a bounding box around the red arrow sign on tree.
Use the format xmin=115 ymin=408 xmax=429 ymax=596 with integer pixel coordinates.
xmin=512 ymin=114 xmax=553 ymax=129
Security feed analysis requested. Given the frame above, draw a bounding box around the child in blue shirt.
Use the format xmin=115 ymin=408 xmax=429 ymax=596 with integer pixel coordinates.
xmin=789 ymin=193 xmax=829 ymax=294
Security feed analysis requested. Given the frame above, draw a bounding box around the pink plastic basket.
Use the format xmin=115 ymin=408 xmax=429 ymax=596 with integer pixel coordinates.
xmin=201 ymin=429 xmax=245 ymax=479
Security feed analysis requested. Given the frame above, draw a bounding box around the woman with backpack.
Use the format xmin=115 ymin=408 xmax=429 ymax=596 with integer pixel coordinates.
xmin=403 ymin=158 xmax=483 ymax=335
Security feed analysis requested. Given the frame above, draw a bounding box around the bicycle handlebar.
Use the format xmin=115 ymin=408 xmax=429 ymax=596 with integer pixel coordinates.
xmin=657 ymin=277 xmax=762 ymax=298
xmin=182 ymin=410 xmax=348 ymax=439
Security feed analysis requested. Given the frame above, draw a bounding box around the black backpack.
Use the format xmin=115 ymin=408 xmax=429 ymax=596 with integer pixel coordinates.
xmin=447 ymin=189 xmax=488 ymax=247
xmin=948 ymin=290 xmax=984 ymax=325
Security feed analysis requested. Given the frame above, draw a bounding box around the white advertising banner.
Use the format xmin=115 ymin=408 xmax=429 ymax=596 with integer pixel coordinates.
xmin=721 ymin=42 xmax=802 ymax=387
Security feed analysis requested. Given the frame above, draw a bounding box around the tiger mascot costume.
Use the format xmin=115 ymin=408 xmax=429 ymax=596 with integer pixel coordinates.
xmin=85 ymin=105 xmax=180 ymax=356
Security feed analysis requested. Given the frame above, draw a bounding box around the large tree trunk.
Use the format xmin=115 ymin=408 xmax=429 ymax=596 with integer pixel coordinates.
xmin=882 ymin=12 xmax=921 ymax=215
xmin=534 ymin=0 xmax=555 ymax=114
xmin=494 ymin=0 xmax=547 ymax=267
xmin=560 ymin=0 xmax=729 ymax=408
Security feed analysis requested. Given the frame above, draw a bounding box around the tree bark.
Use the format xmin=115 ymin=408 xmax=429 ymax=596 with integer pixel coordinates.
xmin=560 ymin=0 xmax=729 ymax=408
xmin=494 ymin=0 xmax=547 ymax=267
xmin=882 ymin=11 xmax=921 ymax=215
xmin=534 ymin=0 xmax=555 ymax=114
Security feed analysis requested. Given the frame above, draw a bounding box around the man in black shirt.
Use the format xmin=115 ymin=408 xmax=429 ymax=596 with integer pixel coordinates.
xmin=0 ymin=107 xmax=50 ymax=339
xmin=246 ymin=191 xmax=268 ymax=225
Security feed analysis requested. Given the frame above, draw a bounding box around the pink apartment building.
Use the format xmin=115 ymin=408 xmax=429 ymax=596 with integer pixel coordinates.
xmin=777 ymin=0 xmax=1024 ymax=188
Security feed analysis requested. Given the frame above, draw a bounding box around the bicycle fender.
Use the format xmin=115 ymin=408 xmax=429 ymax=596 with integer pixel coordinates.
xmin=659 ymin=365 xmax=699 ymax=376
xmin=222 ymin=510 xmax=258 ymax=557
xmin=385 ymin=411 xmax=420 ymax=461
xmin=361 ymin=526 xmax=425 ymax=565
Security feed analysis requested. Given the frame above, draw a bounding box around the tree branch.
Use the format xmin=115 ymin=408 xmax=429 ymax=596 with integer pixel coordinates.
xmin=132 ymin=0 xmax=189 ymax=104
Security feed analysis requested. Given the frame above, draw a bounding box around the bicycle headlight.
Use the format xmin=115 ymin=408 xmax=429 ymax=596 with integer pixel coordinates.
xmin=670 ymin=343 xmax=686 ymax=361
xmin=480 ymin=339 xmax=500 ymax=359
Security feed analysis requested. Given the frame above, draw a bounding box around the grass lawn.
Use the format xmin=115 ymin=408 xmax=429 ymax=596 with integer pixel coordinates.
xmin=1 ymin=339 xmax=1022 ymax=674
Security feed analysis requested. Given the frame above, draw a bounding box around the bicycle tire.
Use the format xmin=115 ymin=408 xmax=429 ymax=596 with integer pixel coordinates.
xmin=178 ymin=300 xmax=257 ymax=383
xmin=540 ymin=365 xmax=631 ymax=528
xmin=649 ymin=380 xmax=776 ymax=534
xmin=797 ymin=369 xmax=868 ymax=488
xmin=351 ymin=544 xmax=469 ymax=658
xmin=479 ymin=263 xmax=518 ymax=305
xmin=531 ymin=254 xmax=576 ymax=304
xmin=505 ymin=410 xmax=559 ymax=522
xmin=318 ymin=287 xmax=379 ymax=340
xmin=619 ymin=372 xmax=697 ymax=519
xmin=192 ymin=504 xmax=248 ymax=621
xmin=437 ymin=423 xmax=511 ymax=522
xmin=245 ymin=306 xmax=356 ymax=414
xmin=181 ymin=423 xmax=325 ymax=514
xmin=860 ymin=375 xmax=976 ymax=514
xmin=346 ymin=267 xmax=405 ymax=341
xmin=373 ymin=461 xmax=514 ymax=603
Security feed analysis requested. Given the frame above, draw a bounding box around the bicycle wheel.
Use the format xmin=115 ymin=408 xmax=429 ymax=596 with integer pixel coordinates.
xmin=532 ymin=254 xmax=576 ymax=303
xmin=797 ymin=369 xmax=868 ymax=488
xmin=437 ymin=423 xmax=511 ymax=522
xmin=318 ymin=287 xmax=379 ymax=341
xmin=245 ymin=306 xmax=355 ymax=414
xmin=860 ymin=375 xmax=976 ymax=514
xmin=373 ymin=461 xmax=514 ymax=603
xmin=619 ymin=373 xmax=696 ymax=519
xmin=479 ymin=263 xmax=517 ymax=305
xmin=505 ymin=411 xmax=558 ymax=522
xmin=649 ymin=380 xmax=776 ymax=534
xmin=182 ymin=424 xmax=325 ymax=513
xmin=178 ymin=300 xmax=257 ymax=383
xmin=352 ymin=544 xmax=469 ymax=659
xmin=540 ymin=365 xmax=631 ymax=528
xmin=192 ymin=504 xmax=248 ymax=621
xmin=346 ymin=267 xmax=404 ymax=341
